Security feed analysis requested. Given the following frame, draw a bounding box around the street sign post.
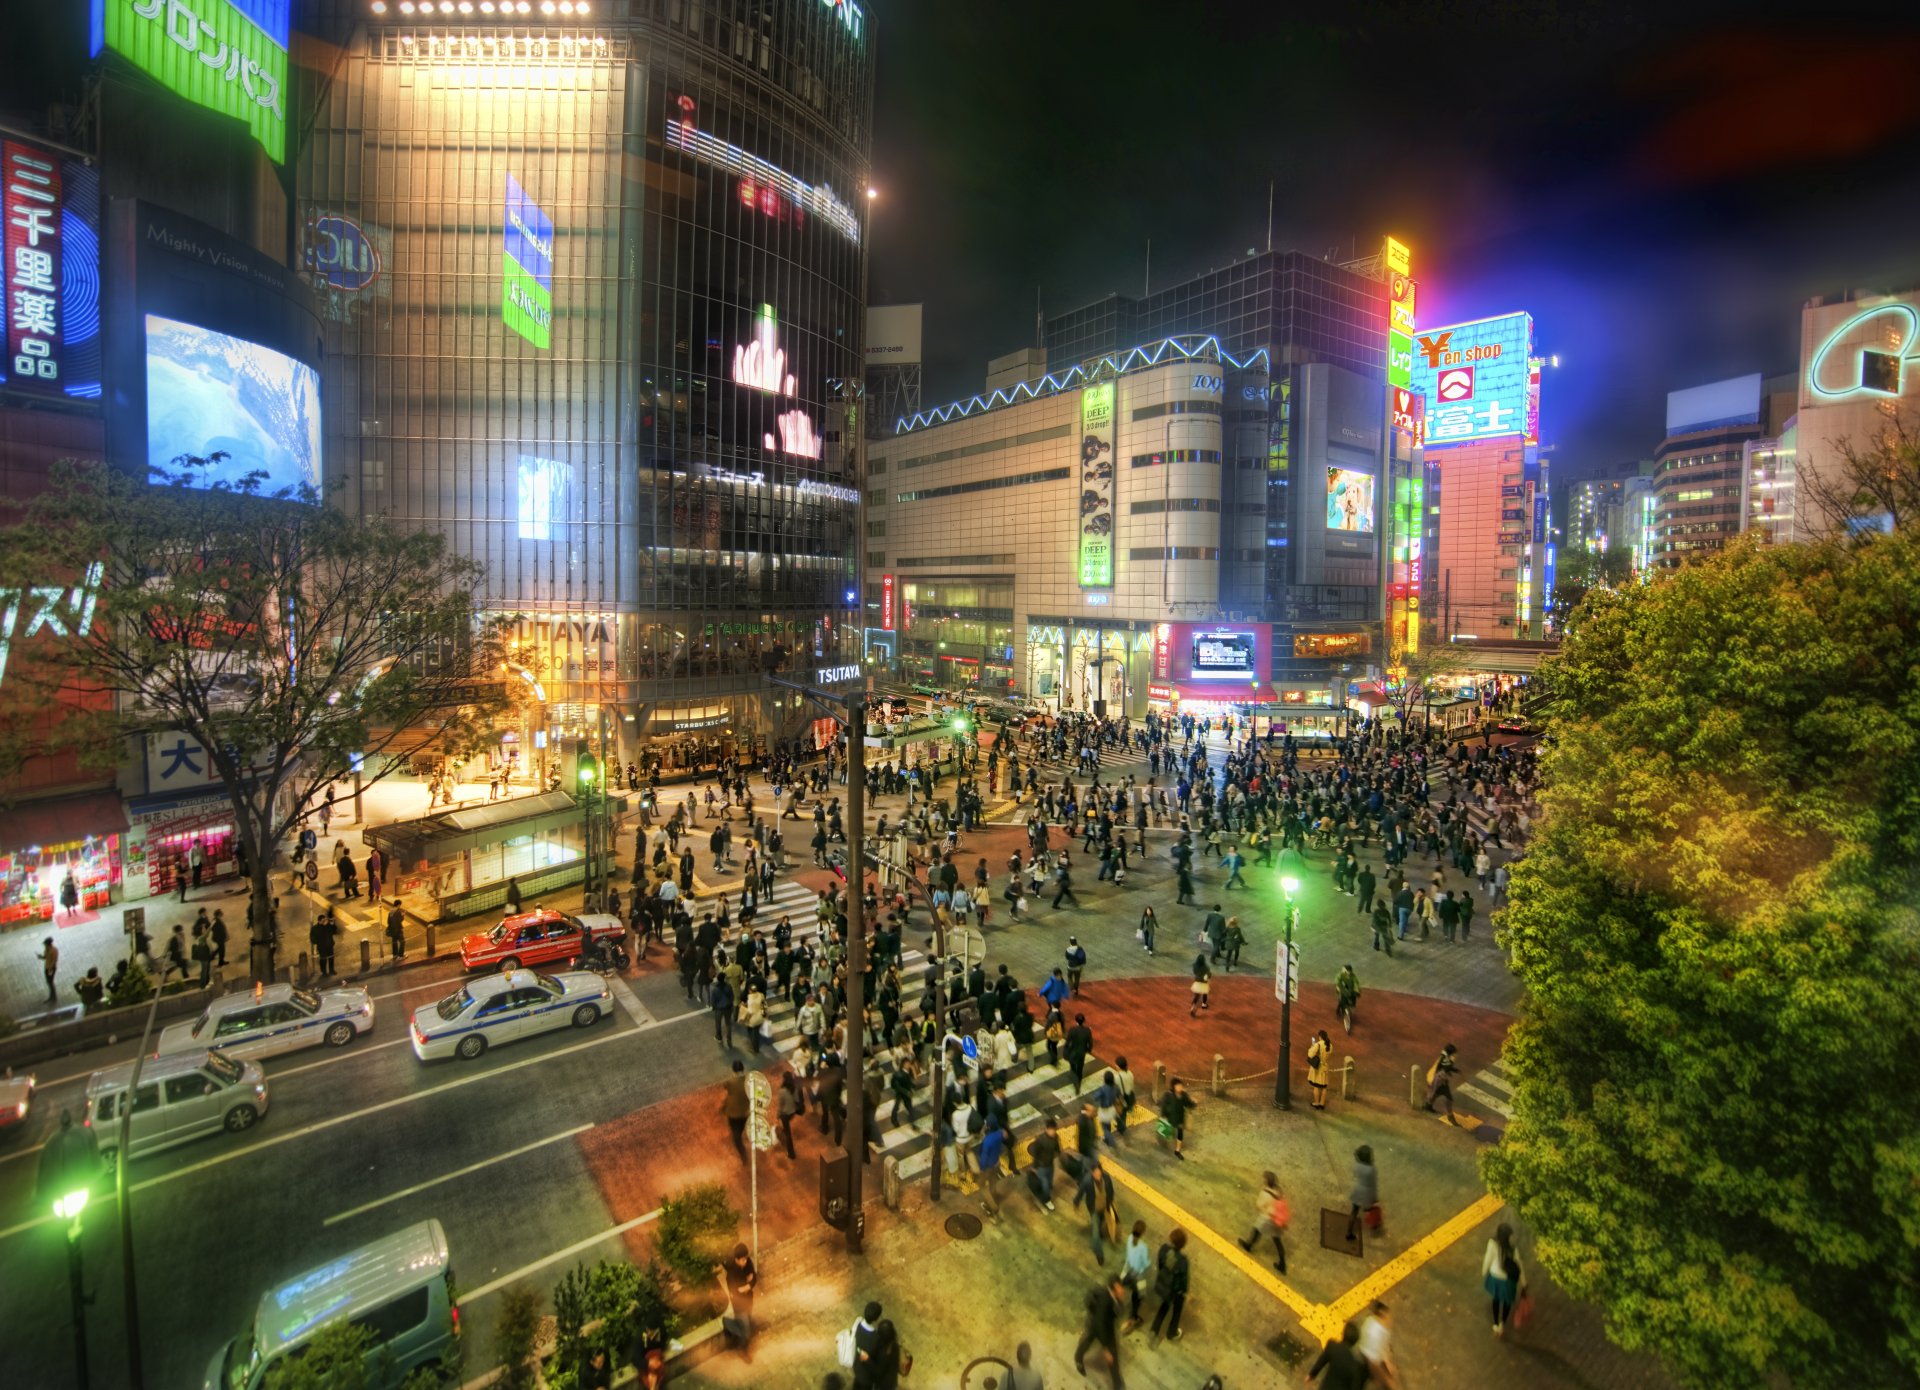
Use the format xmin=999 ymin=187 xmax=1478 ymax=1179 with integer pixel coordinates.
xmin=1274 ymin=941 xmax=1299 ymax=1002
xmin=746 ymin=1072 xmax=774 ymax=1261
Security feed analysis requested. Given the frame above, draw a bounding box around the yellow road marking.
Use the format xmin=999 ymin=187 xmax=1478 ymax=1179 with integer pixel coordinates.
xmin=1315 ymin=1191 xmax=1504 ymax=1336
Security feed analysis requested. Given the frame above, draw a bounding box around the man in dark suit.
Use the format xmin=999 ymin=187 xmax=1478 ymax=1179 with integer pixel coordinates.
xmin=1075 ymin=1277 xmax=1127 ymax=1388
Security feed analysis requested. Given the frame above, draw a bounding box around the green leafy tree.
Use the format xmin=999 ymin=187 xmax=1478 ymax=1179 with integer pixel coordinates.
xmin=1549 ymin=543 xmax=1635 ymax=629
xmin=653 ymin=1182 xmax=739 ymax=1289
xmin=0 ymin=456 xmax=506 ymax=980
xmin=1483 ymin=533 xmax=1920 ymax=1387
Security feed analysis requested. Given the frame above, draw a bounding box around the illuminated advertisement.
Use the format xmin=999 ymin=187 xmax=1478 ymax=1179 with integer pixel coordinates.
xmin=732 ymin=303 xmax=823 ymax=459
xmin=144 ymin=313 xmax=321 ymax=493
xmin=1190 ymin=630 xmax=1257 ymax=681
xmin=1805 ymin=297 xmax=1920 ymax=403
xmin=1153 ymin=622 xmax=1171 ymax=677
xmin=1411 ymin=312 xmax=1534 ymax=446
xmin=1386 ymin=238 xmax=1415 ymax=389
xmin=1525 ymin=356 xmax=1542 ymax=445
xmin=1077 ymin=382 xmax=1116 ymax=588
xmin=1325 ymin=466 xmax=1376 ymax=533
xmin=2 ymin=139 xmax=102 ymax=401
xmin=516 ymin=455 xmax=571 ymax=540
xmin=502 ymin=174 xmax=554 ymax=349
xmin=91 ymin=0 xmax=289 ymax=163
xmin=301 ymin=210 xmax=390 ymax=324
xmin=881 ymin=573 xmax=895 ymax=630
xmin=666 ymin=107 xmax=860 ymax=245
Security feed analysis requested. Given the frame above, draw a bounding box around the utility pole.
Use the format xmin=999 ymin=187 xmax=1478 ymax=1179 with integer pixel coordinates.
xmin=1275 ymin=848 xmax=1305 ymax=1109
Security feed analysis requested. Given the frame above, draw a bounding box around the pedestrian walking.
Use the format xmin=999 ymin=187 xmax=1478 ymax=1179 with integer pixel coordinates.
xmin=162 ymin=925 xmax=191 ymax=982
xmin=1064 ymin=1013 xmax=1094 ymax=1093
xmin=309 ymin=914 xmax=338 ymax=975
xmin=1220 ymin=916 xmax=1244 ymax=971
xmin=1136 ymin=906 xmax=1157 ymax=956
xmin=1345 ymin=1144 xmax=1382 ymax=1242
xmin=1064 ymin=936 xmax=1087 ymax=995
xmin=1335 ymin=964 xmax=1360 ymax=1033
xmin=1075 ymin=1155 xmax=1118 ymax=1264
xmin=506 ymin=876 xmax=524 ymax=914
xmin=1157 ymin=1079 xmax=1195 ymax=1160
xmin=1026 ymin=1116 xmax=1061 ymax=1211
xmin=386 ymin=904 xmax=406 ymax=961
xmin=58 ymin=870 xmax=79 ymax=922
xmin=1424 ymin=1042 xmax=1460 ymax=1124
xmin=1237 ymin=1170 xmax=1289 ymax=1274
xmin=1358 ymin=1302 xmax=1402 ymax=1388
xmin=210 ymin=910 xmax=229 ymax=968
xmin=1187 ymin=952 xmax=1211 ymax=1016
xmin=192 ymin=923 xmax=213 ymax=986
xmin=1307 ymin=1029 xmax=1333 ymax=1110
xmin=719 ymin=1242 xmax=757 ymax=1360
xmin=1074 ymin=1277 xmax=1127 ymax=1389
xmin=1305 ymin=1322 xmax=1371 ymax=1388
xmin=722 ymin=1060 xmax=750 ymax=1161
xmin=37 ymin=937 xmax=58 ymax=1004
xmin=1482 ymin=1222 xmax=1527 ymax=1336
xmin=711 ymin=976 xmax=737 ymax=1049
xmin=1146 ymin=1227 xmax=1190 ymax=1343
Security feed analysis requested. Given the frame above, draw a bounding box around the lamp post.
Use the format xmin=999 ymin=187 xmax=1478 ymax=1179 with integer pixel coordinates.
xmin=38 ymin=1110 xmax=100 ymax=1390
xmin=578 ymin=750 xmax=600 ymax=909
xmin=1275 ymin=847 xmax=1306 ymax=1110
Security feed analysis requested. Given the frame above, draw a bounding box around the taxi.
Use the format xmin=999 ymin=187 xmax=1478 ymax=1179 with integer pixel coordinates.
xmin=157 ymin=983 xmax=375 ymax=1061
xmin=410 ymin=968 xmax=612 ymax=1061
xmin=458 ymin=907 xmax=625 ymax=972
xmin=0 ymin=1068 xmax=34 ymax=1136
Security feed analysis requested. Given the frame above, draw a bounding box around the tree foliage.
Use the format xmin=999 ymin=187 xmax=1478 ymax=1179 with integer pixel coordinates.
xmin=262 ymin=1319 xmax=375 ymax=1390
xmin=1550 ymin=543 xmax=1635 ymax=630
xmin=1483 ymin=533 xmax=1920 ymax=1387
xmin=0 ymin=457 xmax=507 ymax=973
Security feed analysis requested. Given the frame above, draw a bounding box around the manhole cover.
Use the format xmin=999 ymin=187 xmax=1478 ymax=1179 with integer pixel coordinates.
xmin=945 ymin=1212 xmax=984 ymax=1240
xmin=1267 ymin=1330 xmax=1310 ymax=1366
xmin=1319 ymin=1207 xmax=1364 ymax=1258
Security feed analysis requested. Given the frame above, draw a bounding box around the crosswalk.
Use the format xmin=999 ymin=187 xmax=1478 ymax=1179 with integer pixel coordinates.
xmin=1452 ymin=1057 xmax=1515 ymax=1135
xmin=709 ymin=876 xmax=1098 ymax=1182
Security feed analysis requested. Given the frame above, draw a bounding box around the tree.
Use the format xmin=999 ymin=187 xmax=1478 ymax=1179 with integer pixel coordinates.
xmin=1549 ymin=544 xmax=1634 ymax=628
xmin=0 ymin=456 xmax=507 ymax=979
xmin=1386 ymin=641 xmax=1472 ymax=726
xmin=1799 ymin=405 xmax=1920 ymax=535
xmin=1483 ymin=533 xmax=1920 ymax=1388
xmin=263 ymin=1319 xmax=374 ymax=1390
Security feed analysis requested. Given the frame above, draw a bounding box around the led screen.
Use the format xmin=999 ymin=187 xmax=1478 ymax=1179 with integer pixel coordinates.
xmin=1190 ymin=632 xmax=1255 ymax=680
xmin=1410 ymin=312 xmax=1534 ymax=446
xmin=145 ymin=313 xmax=321 ymax=494
xmin=1326 ymin=466 xmax=1376 ymax=533
xmin=517 ymin=454 xmax=570 ymax=539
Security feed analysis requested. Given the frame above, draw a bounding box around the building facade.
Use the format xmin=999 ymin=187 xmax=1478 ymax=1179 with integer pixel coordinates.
xmin=867 ymin=340 xmax=1371 ymax=733
xmin=1649 ymin=374 xmax=1793 ymax=569
xmin=297 ymin=0 xmax=875 ymax=770
xmin=1790 ymin=288 xmax=1920 ymax=535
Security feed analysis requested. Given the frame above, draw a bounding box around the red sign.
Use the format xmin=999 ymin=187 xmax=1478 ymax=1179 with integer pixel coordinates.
xmin=4 ymin=140 xmax=63 ymax=393
xmin=880 ymin=573 xmax=895 ymax=630
xmin=1148 ymin=683 xmax=1176 ymax=702
xmin=1153 ymin=623 xmax=1170 ymax=677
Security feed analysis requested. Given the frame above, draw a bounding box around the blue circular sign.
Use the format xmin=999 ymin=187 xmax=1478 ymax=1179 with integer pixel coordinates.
xmin=308 ymin=215 xmax=381 ymax=292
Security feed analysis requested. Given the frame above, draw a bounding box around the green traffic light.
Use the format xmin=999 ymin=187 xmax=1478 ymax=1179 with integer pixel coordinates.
xmin=578 ymin=753 xmax=598 ymax=786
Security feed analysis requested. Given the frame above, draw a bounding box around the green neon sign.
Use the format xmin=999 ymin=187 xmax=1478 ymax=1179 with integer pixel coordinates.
xmin=502 ymin=258 xmax=552 ymax=349
xmin=96 ymin=0 xmax=288 ymax=164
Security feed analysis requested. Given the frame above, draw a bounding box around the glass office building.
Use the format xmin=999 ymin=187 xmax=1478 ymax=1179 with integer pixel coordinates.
xmin=297 ymin=1 xmax=873 ymax=769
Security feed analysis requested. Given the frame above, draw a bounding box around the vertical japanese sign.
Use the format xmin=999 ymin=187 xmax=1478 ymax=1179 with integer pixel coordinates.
xmin=93 ymin=0 xmax=289 ymax=163
xmin=1385 ymin=237 xmax=1414 ymax=390
xmin=1153 ymin=622 xmax=1171 ymax=678
xmin=502 ymin=174 xmax=554 ymax=349
xmin=4 ymin=143 xmax=63 ymax=394
xmin=881 ymin=573 xmax=895 ymax=631
xmin=1077 ymin=381 xmax=1116 ymax=589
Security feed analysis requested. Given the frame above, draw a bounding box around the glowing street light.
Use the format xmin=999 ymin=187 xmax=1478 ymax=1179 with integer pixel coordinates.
xmin=1275 ymin=848 xmax=1307 ymax=1110
xmin=866 ymin=186 xmax=878 ymax=200
xmin=38 ymin=1110 xmax=101 ymax=1388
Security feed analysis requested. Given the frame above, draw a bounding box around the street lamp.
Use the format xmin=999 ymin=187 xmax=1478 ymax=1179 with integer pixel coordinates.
xmin=577 ymin=750 xmax=601 ymax=908
xmin=1275 ymin=848 xmax=1306 ymax=1110
xmin=38 ymin=1110 xmax=100 ymax=1390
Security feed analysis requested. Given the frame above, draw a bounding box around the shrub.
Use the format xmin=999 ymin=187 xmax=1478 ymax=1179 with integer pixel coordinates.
xmin=653 ymin=1183 xmax=738 ymax=1289
xmin=262 ymin=1319 xmax=374 ymax=1390
xmin=550 ymin=1257 xmax=680 ymax=1382
xmin=107 ymin=962 xmax=154 ymax=1009
xmin=490 ymin=1285 xmax=543 ymax=1390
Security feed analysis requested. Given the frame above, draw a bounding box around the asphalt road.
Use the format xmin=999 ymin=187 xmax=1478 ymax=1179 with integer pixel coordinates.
xmin=0 ymin=957 xmax=729 ymax=1390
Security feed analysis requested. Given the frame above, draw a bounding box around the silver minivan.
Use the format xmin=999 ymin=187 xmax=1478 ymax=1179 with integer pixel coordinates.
xmin=206 ymin=1219 xmax=459 ymax=1390
xmin=83 ymin=1049 xmax=269 ymax=1160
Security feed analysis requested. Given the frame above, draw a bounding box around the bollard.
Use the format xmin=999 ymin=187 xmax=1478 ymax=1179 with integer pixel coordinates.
xmin=1409 ymin=1063 xmax=1422 ymax=1108
xmin=1154 ymin=1060 xmax=1168 ymax=1099
xmin=882 ymin=1154 xmax=903 ymax=1212
xmin=1342 ymin=1056 xmax=1356 ymax=1101
xmin=425 ymin=923 xmax=437 ymax=959
xmin=1211 ymin=1054 xmax=1227 ymax=1097
xmin=360 ymin=938 xmax=372 ymax=974
xmin=297 ymin=951 xmax=310 ymax=985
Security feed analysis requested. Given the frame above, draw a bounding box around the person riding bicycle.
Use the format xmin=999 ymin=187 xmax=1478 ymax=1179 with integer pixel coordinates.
xmin=1335 ymin=964 xmax=1361 ymax=1032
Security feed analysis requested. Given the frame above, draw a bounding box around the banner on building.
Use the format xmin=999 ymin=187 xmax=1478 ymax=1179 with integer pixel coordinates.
xmin=1077 ymin=382 xmax=1115 ymax=588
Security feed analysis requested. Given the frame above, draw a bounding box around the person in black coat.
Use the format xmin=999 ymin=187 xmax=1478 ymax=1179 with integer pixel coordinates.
xmin=1075 ymin=1277 xmax=1127 ymax=1388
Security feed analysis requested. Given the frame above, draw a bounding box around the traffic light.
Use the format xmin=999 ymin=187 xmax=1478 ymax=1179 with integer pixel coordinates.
xmin=577 ymin=752 xmax=598 ymax=789
xmin=37 ymin=1111 xmax=98 ymax=1223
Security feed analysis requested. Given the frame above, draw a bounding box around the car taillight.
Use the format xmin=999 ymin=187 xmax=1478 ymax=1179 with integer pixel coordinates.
xmin=413 ymin=1023 xmax=426 ymax=1044
xmin=449 ymin=1303 xmax=461 ymax=1336
xmin=14 ymin=1101 xmax=24 ymax=1118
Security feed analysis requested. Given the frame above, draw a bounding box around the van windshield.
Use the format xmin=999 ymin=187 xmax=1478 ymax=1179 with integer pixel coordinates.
xmin=204 ymin=1052 xmax=244 ymax=1085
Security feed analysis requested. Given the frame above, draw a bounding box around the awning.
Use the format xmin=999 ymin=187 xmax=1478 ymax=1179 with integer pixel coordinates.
xmin=0 ymin=789 xmax=131 ymax=852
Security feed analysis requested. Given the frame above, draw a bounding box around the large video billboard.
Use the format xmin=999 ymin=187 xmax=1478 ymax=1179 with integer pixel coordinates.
xmin=91 ymin=0 xmax=289 ymax=163
xmin=1325 ymin=466 xmax=1376 ymax=533
xmin=502 ymin=174 xmax=554 ymax=349
xmin=1410 ymin=312 xmax=1533 ymax=447
xmin=2 ymin=139 xmax=102 ymax=402
xmin=145 ymin=314 xmax=320 ymax=493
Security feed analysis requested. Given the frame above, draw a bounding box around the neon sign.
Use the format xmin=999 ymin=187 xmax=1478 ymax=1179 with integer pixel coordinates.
xmin=666 ymin=119 xmax=860 ymax=245
xmin=1386 ymin=238 xmax=1414 ymax=389
xmin=823 ymin=0 xmax=864 ymax=41
xmin=1808 ymin=302 xmax=1918 ymax=401
xmin=881 ymin=574 xmax=895 ymax=630
xmin=0 ymin=562 xmax=104 ymax=690
xmin=501 ymin=174 xmax=553 ymax=349
xmin=1410 ymin=313 xmax=1533 ymax=446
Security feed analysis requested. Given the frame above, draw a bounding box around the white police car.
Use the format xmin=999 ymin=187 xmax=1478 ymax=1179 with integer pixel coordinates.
xmin=410 ymin=969 xmax=612 ymax=1062
xmin=158 ymin=983 xmax=375 ymax=1062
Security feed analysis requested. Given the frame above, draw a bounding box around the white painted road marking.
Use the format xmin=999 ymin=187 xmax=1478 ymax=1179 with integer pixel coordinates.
xmin=605 ymin=974 xmax=653 ymax=1026
xmin=323 ymin=1124 xmax=595 ymax=1226
xmin=458 ymin=1205 xmax=663 ymax=1306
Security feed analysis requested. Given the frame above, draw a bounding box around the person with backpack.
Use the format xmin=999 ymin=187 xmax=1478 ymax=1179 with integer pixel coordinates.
xmin=1146 ymin=1227 xmax=1191 ymax=1344
xmin=1063 ymin=936 xmax=1088 ymax=995
xmin=1237 ymin=1170 xmax=1289 ymax=1274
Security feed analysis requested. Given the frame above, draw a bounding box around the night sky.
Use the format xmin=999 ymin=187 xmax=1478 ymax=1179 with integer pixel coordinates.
xmin=868 ymin=1 xmax=1920 ymax=480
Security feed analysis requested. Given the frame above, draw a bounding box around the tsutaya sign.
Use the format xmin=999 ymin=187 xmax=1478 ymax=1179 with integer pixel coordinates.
xmin=92 ymin=0 xmax=289 ymax=163
xmin=0 ymin=562 xmax=103 ymax=689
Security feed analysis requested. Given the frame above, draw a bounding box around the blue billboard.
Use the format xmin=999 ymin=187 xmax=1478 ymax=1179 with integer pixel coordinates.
xmin=1410 ymin=312 xmax=1533 ymax=447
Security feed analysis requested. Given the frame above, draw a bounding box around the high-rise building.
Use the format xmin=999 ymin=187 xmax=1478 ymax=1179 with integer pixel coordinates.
xmin=1650 ymin=373 xmax=1793 ymax=568
xmin=864 ymin=239 xmax=1412 ymax=720
xmin=1564 ymin=476 xmax=1626 ymax=555
xmin=1408 ymin=312 xmax=1551 ymax=641
xmin=298 ymin=2 xmax=875 ymax=770
xmin=1791 ymin=288 xmax=1920 ymax=535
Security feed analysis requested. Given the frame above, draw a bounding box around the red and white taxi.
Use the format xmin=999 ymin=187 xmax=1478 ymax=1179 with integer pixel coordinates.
xmin=458 ymin=907 xmax=626 ymax=972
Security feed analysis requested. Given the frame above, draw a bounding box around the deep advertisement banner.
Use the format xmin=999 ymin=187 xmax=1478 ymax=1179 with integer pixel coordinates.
xmin=1077 ymin=382 xmax=1116 ymax=588
xmin=502 ymin=174 xmax=554 ymax=349
xmin=92 ymin=0 xmax=289 ymax=163
xmin=1411 ymin=312 xmax=1533 ymax=446
xmin=2 ymin=140 xmax=103 ymax=402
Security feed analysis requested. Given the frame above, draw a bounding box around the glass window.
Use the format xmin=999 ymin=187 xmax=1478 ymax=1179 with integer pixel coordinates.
xmin=165 ymin=1074 xmax=210 ymax=1104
